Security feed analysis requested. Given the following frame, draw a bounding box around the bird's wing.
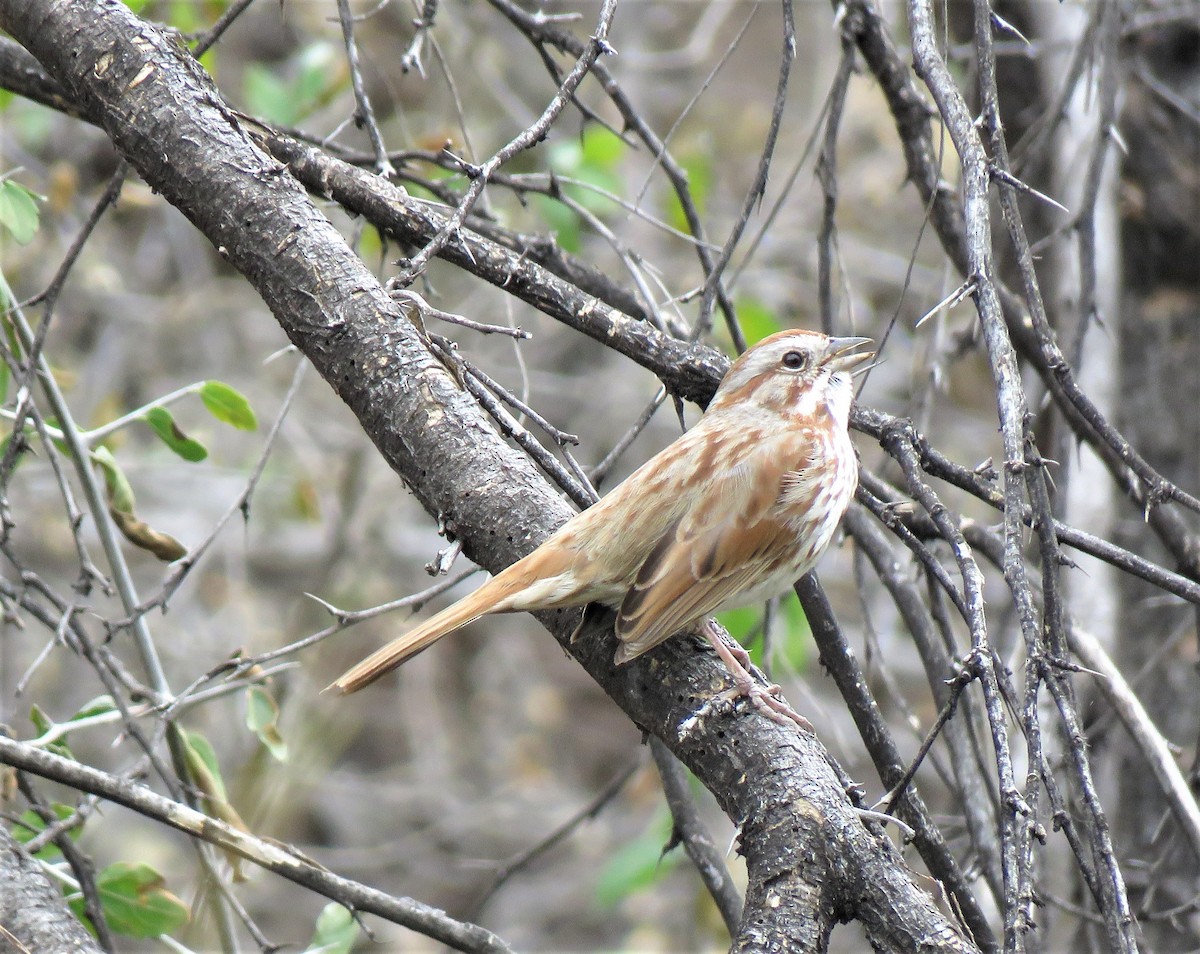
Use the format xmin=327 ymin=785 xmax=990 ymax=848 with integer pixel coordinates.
xmin=613 ymin=434 xmax=814 ymax=662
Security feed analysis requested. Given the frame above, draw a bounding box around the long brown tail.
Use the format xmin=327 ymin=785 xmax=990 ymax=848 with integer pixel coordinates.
xmin=327 ymin=583 xmax=507 ymax=694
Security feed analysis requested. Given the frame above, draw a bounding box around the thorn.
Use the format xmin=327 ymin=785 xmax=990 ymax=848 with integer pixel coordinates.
xmin=915 ymin=280 xmax=977 ymax=328
xmin=989 ymin=165 xmax=1070 ymax=215
xmin=990 ymin=11 xmax=1031 ymax=45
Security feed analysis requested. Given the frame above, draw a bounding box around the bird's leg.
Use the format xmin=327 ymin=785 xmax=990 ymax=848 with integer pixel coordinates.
xmin=697 ymin=620 xmax=814 ymax=733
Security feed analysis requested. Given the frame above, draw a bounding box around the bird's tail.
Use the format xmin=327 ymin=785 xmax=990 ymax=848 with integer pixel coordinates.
xmin=327 ymin=583 xmax=506 ymax=694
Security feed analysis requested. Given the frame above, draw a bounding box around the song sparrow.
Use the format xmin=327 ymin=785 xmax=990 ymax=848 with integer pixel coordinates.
xmin=331 ymin=330 xmax=871 ymax=724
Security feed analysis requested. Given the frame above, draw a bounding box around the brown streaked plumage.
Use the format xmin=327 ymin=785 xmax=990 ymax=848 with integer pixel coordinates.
xmin=330 ymin=330 xmax=871 ymax=702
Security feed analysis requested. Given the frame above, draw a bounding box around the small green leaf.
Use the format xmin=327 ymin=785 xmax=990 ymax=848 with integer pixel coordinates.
xmin=735 ymin=298 xmax=784 ymax=348
xmin=166 ymin=0 xmax=202 ymax=33
xmin=183 ymin=731 xmax=250 ymax=880
xmin=242 ymin=44 xmax=342 ymax=125
xmin=28 ymin=704 xmax=74 ymax=759
xmin=579 ymin=125 xmax=625 ymax=171
xmin=0 ymin=179 xmax=42 ymax=245
xmin=12 ymin=804 xmax=80 ymax=860
xmin=28 ymin=703 xmax=52 ymax=737
xmin=665 ymin=148 xmax=713 ymax=231
xmin=546 ymin=134 xmax=621 ymax=215
xmin=772 ymin=594 xmax=811 ymax=672
xmin=715 ymin=604 xmax=760 ymax=643
xmin=717 ymin=595 xmax=810 ymax=671
xmin=245 ymin=686 xmax=288 ymax=762
xmin=92 ymin=446 xmax=136 ymax=513
xmin=293 ymin=43 xmax=343 ymax=107
xmin=183 ymin=730 xmax=227 ymax=802
xmin=533 ymin=195 xmax=582 ymax=252
xmin=142 ymin=406 xmax=208 ymax=462
xmin=302 ymin=903 xmax=359 ymax=954
xmin=71 ymin=695 xmax=117 ymax=722
xmin=68 ymin=862 xmax=190 ymax=938
xmin=243 ymin=65 xmax=294 ymax=125
xmin=95 ymin=439 xmax=189 ymax=560
xmin=594 ymin=811 xmax=679 ymax=908
xmin=200 ymin=381 xmax=257 ymax=431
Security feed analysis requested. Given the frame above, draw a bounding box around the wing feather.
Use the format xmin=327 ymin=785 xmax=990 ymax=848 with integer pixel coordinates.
xmin=614 ymin=432 xmax=817 ymax=662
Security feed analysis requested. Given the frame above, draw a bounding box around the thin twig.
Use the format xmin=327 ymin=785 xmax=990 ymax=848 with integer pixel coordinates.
xmin=394 ymin=0 xmax=617 ymax=285
xmin=649 ymin=737 xmax=742 ymax=935
xmin=0 ymin=735 xmax=516 ymax=954
xmin=334 ymin=0 xmax=395 ymax=177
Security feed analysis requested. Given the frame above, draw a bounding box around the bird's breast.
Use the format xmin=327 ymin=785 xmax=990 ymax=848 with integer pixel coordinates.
xmin=777 ymin=427 xmax=858 ymax=559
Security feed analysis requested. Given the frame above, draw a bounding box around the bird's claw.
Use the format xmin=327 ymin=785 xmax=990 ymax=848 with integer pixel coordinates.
xmin=692 ymin=619 xmax=815 ymax=733
xmin=724 ymin=680 xmax=815 ymax=732
xmin=680 ymin=680 xmax=815 ymax=738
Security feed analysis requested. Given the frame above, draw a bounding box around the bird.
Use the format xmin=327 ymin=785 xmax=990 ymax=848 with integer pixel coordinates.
xmin=330 ymin=329 xmax=871 ymax=724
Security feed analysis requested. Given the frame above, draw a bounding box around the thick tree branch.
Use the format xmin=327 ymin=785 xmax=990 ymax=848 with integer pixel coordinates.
xmin=0 ymin=823 xmax=103 ymax=954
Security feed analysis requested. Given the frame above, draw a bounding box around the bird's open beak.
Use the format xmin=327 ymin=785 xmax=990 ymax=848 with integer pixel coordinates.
xmin=825 ymin=336 xmax=874 ymax=373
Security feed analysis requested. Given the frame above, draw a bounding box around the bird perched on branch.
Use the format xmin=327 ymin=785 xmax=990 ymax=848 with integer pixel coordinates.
xmin=330 ymin=329 xmax=871 ymax=726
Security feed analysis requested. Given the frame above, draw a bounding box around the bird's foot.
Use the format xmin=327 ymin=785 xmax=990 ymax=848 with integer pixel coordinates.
xmin=729 ymin=681 xmax=815 ymax=733
xmin=693 ymin=620 xmax=814 ymax=734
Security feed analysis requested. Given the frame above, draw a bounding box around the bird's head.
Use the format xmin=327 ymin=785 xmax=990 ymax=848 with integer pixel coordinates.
xmin=707 ymin=330 xmax=873 ymax=424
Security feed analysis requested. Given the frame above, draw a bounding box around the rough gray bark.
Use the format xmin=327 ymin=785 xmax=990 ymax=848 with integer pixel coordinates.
xmin=0 ymin=825 xmax=102 ymax=954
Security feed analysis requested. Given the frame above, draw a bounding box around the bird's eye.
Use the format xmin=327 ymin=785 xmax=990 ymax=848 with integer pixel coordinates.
xmin=782 ymin=350 xmax=808 ymax=371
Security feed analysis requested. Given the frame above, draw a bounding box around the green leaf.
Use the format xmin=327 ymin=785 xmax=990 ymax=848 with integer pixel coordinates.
xmin=71 ymin=695 xmax=117 ymax=722
xmin=242 ymin=44 xmax=342 ymax=125
xmin=183 ymin=731 xmax=250 ymax=881
xmin=546 ymin=131 xmax=622 ymax=216
xmin=166 ymin=0 xmax=202 ymax=33
xmin=243 ymin=64 xmax=295 ymax=125
xmin=533 ymin=194 xmax=582 ymax=253
xmin=302 ymin=903 xmax=359 ymax=954
xmin=95 ymin=440 xmax=189 ymax=560
xmin=665 ymin=148 xmax=713 ymax=231
xmin=28 ymin=703 xmax=52 ymax=737
xmin=142 ymin=406 xmax=208 ymax=462
xmin=12 ymin=804 xmax=79 ymax=860
xmin=579 ymin=125 xmax=625 ymax=171
xmin=200 ymin=380 xmax=257 ymax=431
xmin=68 ymin=862 xmax=190 ymax=938
xmin=717 ymin=595 xmax=810 ymax=671
xmin=772 ymin=594 xmax=811 ymax=672
xmin=0 ymin=179 xmax=42 ymax=244
xmin=92 ymin=446 xmax=136 ymax=513
xmin=735 ymin=298 xmax=784 ymax=348
xmin=183 ymin=730 xmax=227 ymax=802
xmin=594 ymin=811 xmax=679 ymax=908
xmin=245 ymin=686 xmax=288 ymax=762
xmin=715 ymin=604 xmax=760 ymax=643
xmin=293 ymin=43 xmax=343 ymax=108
